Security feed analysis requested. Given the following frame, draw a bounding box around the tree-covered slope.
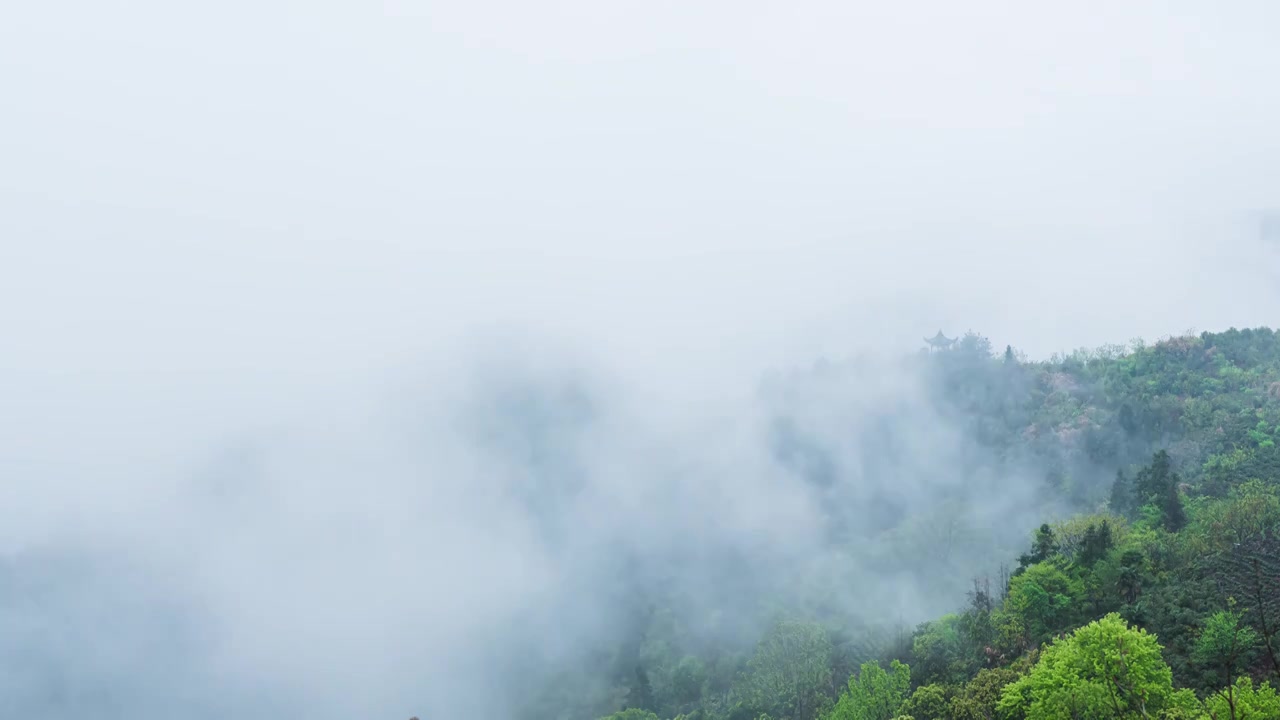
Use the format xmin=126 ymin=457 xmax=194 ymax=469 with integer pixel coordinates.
xmin=572 ymin=327 xmax=1280 ymax=720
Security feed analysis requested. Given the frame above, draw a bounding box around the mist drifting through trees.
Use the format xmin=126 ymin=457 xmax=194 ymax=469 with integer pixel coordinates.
xmin=4 ymin=2 xmax=1280 ymax=719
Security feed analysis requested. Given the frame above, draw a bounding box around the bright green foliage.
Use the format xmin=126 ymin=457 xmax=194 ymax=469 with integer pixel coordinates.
xmin=1203 ymin=677 xmax=1280 ymax=720
xmin=997 ymin=613 xmax=1175 ymax=719
xmin=1006 ymin=562 xmax=1082 ymax=647
xmin=1193 ymin=609 xmax=1260 ymax=690
xmin=737 ymin=620 xmax=833 ymax=720
xmin=1164 ymin=687 xmax=1207 ymax=719
xmin=823 ymin=660 xmax=910 ymax=720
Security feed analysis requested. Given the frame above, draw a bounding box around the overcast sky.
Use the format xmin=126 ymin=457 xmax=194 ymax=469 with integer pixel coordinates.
xmin=5 ymin=1 xmax=1280 ymax=377
xmin=2 ymin=2 xmax=1280 ymax=718
xmin=4 ymin=1 xmax=1275 ymax=467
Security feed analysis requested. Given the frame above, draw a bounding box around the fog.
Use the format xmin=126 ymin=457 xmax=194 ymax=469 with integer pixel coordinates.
xmin=2 ymin=1 xmax=1280 ymax=718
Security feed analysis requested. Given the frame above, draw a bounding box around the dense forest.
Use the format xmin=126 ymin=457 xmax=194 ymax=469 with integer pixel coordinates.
xmin=538 ymin=328 xmax=1280 ymax=720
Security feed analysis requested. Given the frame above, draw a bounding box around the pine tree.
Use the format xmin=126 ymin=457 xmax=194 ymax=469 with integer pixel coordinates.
xmin=1134 ymin=451 xmax=1186 ymax=532
xmin=1109 ymin=469 xmax=1134 ymax=518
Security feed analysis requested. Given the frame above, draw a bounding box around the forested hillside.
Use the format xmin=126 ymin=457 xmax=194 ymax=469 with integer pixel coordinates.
xmin=560 ymin=328 xmax=1280 ymax=720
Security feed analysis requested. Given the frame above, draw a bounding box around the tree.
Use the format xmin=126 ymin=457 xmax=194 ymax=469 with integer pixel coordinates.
xmin=900 ymin=683 xmax=948 ymax=720
xmin=948 ymin=667 xmax=1024 ymax=720
xmin=1194 ymin=608 xmax=1261 ymax=716
xmin=1016 ymin=524 xmax=1057 ymax=573
xmin=1202 ymin=677 xmax=1280 ymax=720
xmin=958 ymin=578 xmax=996 ymax=667
xmin=910 ymin=615 xmax=967 ymax=684
xmin=1006 ymin=562 xmax=1082 ymax=647
xmin=997 ymin=613 xmax=1175 ymax=719
xmin=1048 ymin=515 xmax=1121 ymax=568
xmin=1078 ymin=520 xmax=1115 ymax=567
xmin=1189 ymin=480 xmax=1280 ymax=554
xmin=1215 ymin=537 xmax=1280 ymax=682
xmin=1116 ymin=550 xmax=1145 ymax=605
xmin=736 ymin=620 xmax=833 ymax=720
xmin=823 ymin=660 xmax=911 ymax=720
xmin=1134 ymin=450 xmax=1187 ymax=532
xmin=670 ymin=656 xmax=707 ymax=709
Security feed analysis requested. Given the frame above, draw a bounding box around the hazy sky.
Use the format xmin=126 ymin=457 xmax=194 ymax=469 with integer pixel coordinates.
xmin=3 ymin=2 xmax=1280 ymax=718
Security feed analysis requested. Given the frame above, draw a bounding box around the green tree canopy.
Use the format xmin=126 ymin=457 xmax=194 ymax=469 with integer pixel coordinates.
xmin=1193 ymin=608 xmax=1261 ymax=690
xmin=823 ymin=660 xmax=910 ymax=720
xmin=899 ymin=683 xmax=948 ymax=720
xmin=1202 ymin=677 xmax=1280 ymax=720
xmin=735 ymin=619 xmax=833 ymax=720
xmin=1006 ymin=561 xmax=1082 ymax=647
xmin=997 ymin=613 xmax=1175 ymax=719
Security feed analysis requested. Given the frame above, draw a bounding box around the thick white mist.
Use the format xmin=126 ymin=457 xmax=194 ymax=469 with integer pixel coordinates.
xmin=2 ymin=1 xmax=1280 ymax=717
